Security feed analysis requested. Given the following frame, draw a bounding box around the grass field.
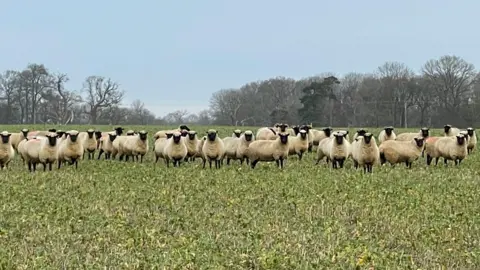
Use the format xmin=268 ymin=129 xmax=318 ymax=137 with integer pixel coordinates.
xmin=0 ymin=125 xmax=479 ymax=269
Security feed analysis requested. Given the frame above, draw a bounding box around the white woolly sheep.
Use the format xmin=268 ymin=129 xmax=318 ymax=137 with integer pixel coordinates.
xmin=164 ymin=132 xmax=188 ymax=167
xmin=312 ymin=127 xmax=333 ymax=147
xmin=246 ymin=132 xmax=290 ymax=169
xmin=426 ymin=134 xmax=467 ymax=166
xmin=288 ymin=129 xmax=309 ymax=160
xmin=98 ymin=132 xmax=117 ymax=160
xmin=396 ymin=127 xmax=430 ymax=141
xmin=39 ymin=132 xmax=59 ymax=171
xmin=58 ymin=130 xmax=84 ymax=169
xmin=316 ymin=131 xmax=350 ymax=169
xmin=352 ymin=129 xmax=368 ymax=141
xmin=79 ymin=129 xmax=97 ymax=160
xmin=181 ymin=131 xmax=198 ymax=162
xmin=351 ymin=133 xmax=379 ymax=173
xmin=223 ymin=135 xmax=242 ymax=165
xmin=0 ymin=131 xmax=14 ymax=169
xmin=154 ymin=137 xmax=171 ymax=165
xmin=202 ymin=129 xmax=225 ymax=169
xmin=299 ymin=125 xmax=315 ymax=152
xmin=111 ymin=134 xmax=131 ymax=160
xmin=231 ymin=129 xmax=242 ymax=138
xmin=194 ymin=136 xmax=207 ymax=162
xmin=256 ymin=127 xmax=277 ymax=140
xmin=123 ymin=130 xmax=149 ymax=162
xmin=236 ymin=130 xmax=255 ymax=165
xmin=466 ymin=127 xmax=477 ymax=154
xmin=21 ymin=137 xmax=43 ymax=172
xmin=444 ymin=124 xmax=460 ymax=137
xmin=379 ymin=137 xmax=425 ymax=168
xmin=378 ymin=126 xmax=396 ymax=143
xmin=10 ymin=128 xmax=29 ymax=152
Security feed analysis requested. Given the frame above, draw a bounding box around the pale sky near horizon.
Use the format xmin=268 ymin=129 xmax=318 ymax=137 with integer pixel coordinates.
xmin=1 ymin=1 xmax=479 ymax=117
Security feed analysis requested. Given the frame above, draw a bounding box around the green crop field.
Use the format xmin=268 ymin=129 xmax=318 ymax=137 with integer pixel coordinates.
xmin=0 ymin=124 xmax=479 ymax=269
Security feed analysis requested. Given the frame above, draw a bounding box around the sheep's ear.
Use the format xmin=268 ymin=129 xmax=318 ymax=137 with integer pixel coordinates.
xmin=205 ymin=131 xmax=209 ymax=134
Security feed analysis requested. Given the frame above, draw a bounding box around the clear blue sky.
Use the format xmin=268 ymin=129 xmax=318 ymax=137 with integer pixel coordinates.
xmin=1 ymin=0 xmax=478 ymax=117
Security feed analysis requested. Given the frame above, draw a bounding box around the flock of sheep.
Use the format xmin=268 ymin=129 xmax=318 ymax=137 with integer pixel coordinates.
xmin=0 ymin=123 xmax=476 ymax=173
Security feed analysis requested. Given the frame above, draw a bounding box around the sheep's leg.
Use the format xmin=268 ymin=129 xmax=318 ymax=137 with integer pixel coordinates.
xmin=338 ymin=158 xmax=345 ymax=168
xmin=43 ymin=163 xmax=47 ymax=172
xmin=308 ymin=144 xmax=312 ymax=153
xmin=276 ymin=160 xmax=280 ymax=167
xmin=208 ymin=160 xmax=212 ymax=169
xmin=280 ymin=158 xmax=284 ymax=169
xmin=454 ymin=159 xmax=459 ymax=165
xmin=97 ymin=149 xmax=104 ymax=160
xmin=202 ymin=159 xmax=206 ymax=169
xmin=226 ymin=158 xmax=231 ymax=165
xmin=379 ymin=153 xmax=386 ymax=165
xmin=458 ymin=159 xmax=463 ymax=164
xmin=250 ymin=160 xmax=258 ymax=169
xmin=444 ymin=158 xmax=448 ymax=166
xmin=140 ymin=155 xmax=144 ymax=163
xmin=57 ymin=160 xmax=61 ymax=169
xmin=298 ymin=152 xmax=303 ymax=161
xmin=426 ymin=155 xmax=432 ymax=165
xmin=353 ymin=160 xmax=358 ymax=169
xmin=82 ymin=152 xmax=85 ymax=160
xmin=166 ymin=159 xmax=170 ymax=168
xmin=33 ymin=163 xmax=37 ymax=172
xmin=246 ymin=158 xmax=250 ymax=165
xmin=240 ymin=158 xmax=244 ymax=165
xmin=49 ymin=162 xmax=52 ymax=171
xmin=28 ymin=162 xmax=32 ymax=172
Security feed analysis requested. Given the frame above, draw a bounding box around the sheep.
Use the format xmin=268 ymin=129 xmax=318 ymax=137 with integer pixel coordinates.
xmin=396 ymin=127 xmax=430 ymax=141
xmin=352 ymin=129 xmax=368 ymax=141
xmin=202 ymin=129 xmax=225 ymax=169
xmin=10 ymin=128 xmax=29 ymax=152
xmin=126 ymin=129 xmax=136 ymax=136
xmin=21 ymin=137 xmax=43 ymax=172
xmin=288 ymin=129 xmax=309 ymax=160
xmin=336 ymin=130 xmax=350 ymax=143
xmin=114 ymin=127 xmax=124 ymax=136
xmin=299 ymin=125 xmax=315 ymax=152
xmin=194 ymin=136 xmax=207 ymax=162
xmin=246 ymin=133 xmax=289 ymax=169
xmin=378 ymin=126 xmax=396 ymax=143
xmin=164 ymin=132 xmax=188 ymax=167
xmin=466 ymin=127 xmax=477 ymax=154
xmin=379 ymin=137 xmax=425 ymax=168
xmin=38 ymin=132 xmax=59 ymax=171
xmin=94 ymin=131 xmax=103 ymax=149
xmin=154 ymin=133 xmax=174 ymax=165
xmin=182 ymin=131 xmax=198 ymax=162
xmin=425 ymin=134 xmax=468 ymax=166
xmin=79 ymin=129 xmax=97 ymax=160
xmin=276 ymin=123 xmax=289 ymax=133
xmin=321 ymin=131 xmax=351 ymax=169
xmin=312 ymin=127 xmax=333 ymax=146
xmin=256 ymin=127 xmax=277 ymax=140
xmin=153 ymin=125 xmax=190 ymax=141
xmin=123 ymin=130 xmax=149 ymax=162
xmin=111 ymin=135 xmax=131 ymax=160
xmin=0 ymin=131 xmax=15 ymax=169
xmin=351 ymin=133 xmax=379 ymax=173
xmin=223 ymin=135 xmax=242 ymax=165
xmin=231 ymin=129 xmax=242 ymax=138
xmin=444 ymin=124 xmax=460 ymax=137
xmin=97 ymin=132 xmax=117 ymax=160
xmin=57 ymin=130 xmax=84 ymax=169
xmin=236 ymin=130 xmax=255 ymax=165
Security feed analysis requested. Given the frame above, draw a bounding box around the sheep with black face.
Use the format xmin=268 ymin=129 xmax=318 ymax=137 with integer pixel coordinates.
xmin=202 ymin=129 xmax=225 ymax=169
xmin=0 ymin=131 xmax=15 ymax=169
xmin=379 ymin=137 xmax=425 ymax=168
xmin=378 ymin=126 xmax=396 ymax=143
xmin=123 ymin=130 xmax=149 ymax=162
xmin=246 ymin=132 xmax=290 ymax=169
xmin=164 ymin=131 xmax=187 ymax=167
xmin=58 ymin=130 xmax=84 ymax=169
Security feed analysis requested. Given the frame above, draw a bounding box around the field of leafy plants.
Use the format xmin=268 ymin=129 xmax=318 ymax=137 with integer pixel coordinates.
xmin=0 ymin=124 xmax=479 ymax=269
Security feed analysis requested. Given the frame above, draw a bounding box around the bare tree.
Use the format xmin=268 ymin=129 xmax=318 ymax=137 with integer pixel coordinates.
xmin=18 ymin=64 xmax=51 ymax=124
xmin=47 ymin=73 xmax=82 ymax=124
xmin=82 ymin=76 xmax=124 ymax=124
xmin=164 ymin=109 xmax=189 ymax=124
xmin=209 ymin=89 xmax=243 ymax=125
xmin=0 ymin=70 xmax=20 ymax=123
xmin=422 ymin=55 xmax=476 ymax=117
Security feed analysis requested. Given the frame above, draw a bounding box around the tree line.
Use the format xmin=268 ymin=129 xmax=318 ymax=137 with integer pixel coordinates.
xmin=208 ymin=55 xmax=480 ymax=128
xmin=1 ymin=55 xmax=479 ymax=128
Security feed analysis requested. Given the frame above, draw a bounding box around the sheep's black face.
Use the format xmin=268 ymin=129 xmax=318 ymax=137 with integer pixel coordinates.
xmin=87 ymin=131 xmax=94 ymax=138
xmin=188 ymin=133 xmax=196 ymax=140
xmin=139 ymin=132 xmax=148 ymax=141
xmin=57 ymin=131 xmax=65 ymax=138
xmin=115 ymin=127 xmax=124 ymax=136
xmin=245 ymin=133 xmax=253 ymax=141
xmin=444 ymin=125 xmax=451 ymax=133
xmin=323 ymin=127 xmax=332 ymax=137
xmin=233 ymin=131 xmax=242 ymax=138
xmin=467 ymin=128 xmax=474 ymax=136
xmin=109 ymin=134 xmax=117 ymax=142
xmin=69 ymin=134 xmax=78 ymax=142
xmin=279 ymin=124 xmax=288 ymax=132
xmin=364 ymin=134 xmax=373 ymax=144
xmin=166 ymin=133 xmax=174 ymax=139
xmin=95 ymin=131 xmax=102 ymax=140
xmin=414 ymin=138 xmax=424 ymax=147
xmin=21 ymin=129 xmax=29 ymax=137
xmin=335 ymin=134 xmax=344 ymax=144
xmin=126 ymin=132 xmax=135 ymax=136
xmin=357 ymin=129 xmax=367 ymax=137
xmin=207 ymin=132 xmax=217 ymax=141
xmin=300 ymin=131 xmax=307 ymax=139
xmin=48 ymin=128 xmax=57 ymax=133
xmin=279 ymin=134 xmax=289 ymax=144
xmin=181 ymin=130 xmax=188 ymax=137
xmin=47 ymin=135 xmax=57 ymax=146
xmin=292 ymin=126 xmax=300 ymax=135
xmin=173 ymin=135 xmax=181 ymax=143
xmin=421 ymin=128 xmax=429 ymax=138
xmin=385 ymin=127 xmax=393 ymax=136
xmin=456 ymin=135 xmax=465 ymax=145
xmin=1 ymin=134 xmax=11 ymax=144
xmin=179 ymin=125 xmax=190 ymax=131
